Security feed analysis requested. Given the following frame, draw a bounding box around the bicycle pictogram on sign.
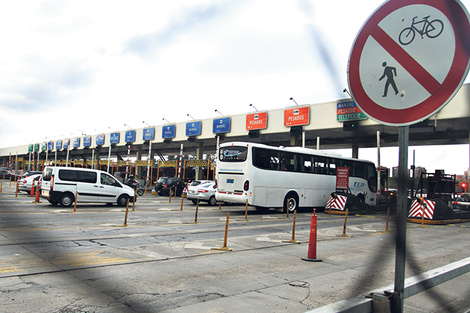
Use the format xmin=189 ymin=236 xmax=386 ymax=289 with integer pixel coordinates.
xmin=399 ymin=15 xmax=444 ymax=45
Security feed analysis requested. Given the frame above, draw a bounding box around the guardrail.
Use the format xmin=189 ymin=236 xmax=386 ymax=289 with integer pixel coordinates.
xmin=307 ymin=256 xmax=470 ymax=313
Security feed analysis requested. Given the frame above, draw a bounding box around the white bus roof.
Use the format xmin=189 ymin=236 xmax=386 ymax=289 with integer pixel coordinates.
xmin=219 ymin=142 xmax=374 ymax=164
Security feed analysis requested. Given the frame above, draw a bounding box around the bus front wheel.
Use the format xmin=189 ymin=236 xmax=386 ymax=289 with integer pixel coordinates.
xmin=284 ymin=193 xmax=299 ymax=212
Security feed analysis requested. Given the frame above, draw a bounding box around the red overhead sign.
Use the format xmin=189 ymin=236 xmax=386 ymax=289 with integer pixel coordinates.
xmin=348 ymin=0 xmax=470 ymax=126
xmin=284 ymin=107 xmax=309 ymax=127
xmin=246 ymin=112 xmax=268 ymax=130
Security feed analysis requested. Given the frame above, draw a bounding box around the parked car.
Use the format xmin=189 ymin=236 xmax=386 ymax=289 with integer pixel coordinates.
xmin=186 ymin=181 xmax=217 ymax=206
xmin=18 ymin=174 xmax=42 ymax=193
xmin=0 ymin=168 xmax=13 ymax=180
xmin=22 ymin=171 xmax=43 ymax=178
xmin=183 ymin=180 xmax=212 ymax=195
xmin=154 ymin=177 xmax=185 ymax=196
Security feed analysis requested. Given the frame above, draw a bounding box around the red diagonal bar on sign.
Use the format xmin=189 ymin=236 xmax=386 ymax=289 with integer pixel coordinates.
xmin=371 ymin=26 xmax=441 ymax=95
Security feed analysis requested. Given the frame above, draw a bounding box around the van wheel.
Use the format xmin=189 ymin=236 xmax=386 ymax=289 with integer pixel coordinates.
xmin=117 ymin=195 xmax=129 ymax=207
xmin=283 ymin=192 xmax=299 ymax=212
xmin=60 ymin=193 xmax=74 ymax=207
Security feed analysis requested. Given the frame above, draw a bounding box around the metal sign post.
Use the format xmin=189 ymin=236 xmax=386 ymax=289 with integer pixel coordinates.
xmin=394 ymin=126 xmax=409 ymax=312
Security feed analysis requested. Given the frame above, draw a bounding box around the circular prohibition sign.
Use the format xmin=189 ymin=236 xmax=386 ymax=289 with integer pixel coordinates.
xmin=348 ymin=0 xmax=470 ymax=126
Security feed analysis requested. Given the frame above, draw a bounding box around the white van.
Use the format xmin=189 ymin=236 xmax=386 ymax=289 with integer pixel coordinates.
xmin=41 ymin=166 xmax=135 ymax=207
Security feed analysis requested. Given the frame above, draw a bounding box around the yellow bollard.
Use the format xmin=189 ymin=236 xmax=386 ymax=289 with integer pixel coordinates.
xmin=385 ymin=206 xmax=390 ymax=232
xmin=342 ymin=208 xmax=349 ymax=237
xmin=180 ymin=194 xmax=184 ymax=211
xmin=283 ymin=210 xmax=300 ymax=244
xmin=0 ymin=180 xmax=2 ymax=193
xmin=219 ymin=201 xmax=222 ymax=210
xmin=73 ymin=191 xmax=78 ymax=213
xmin=132 ymin=194 xmax=136 ymax=212
xmin=123 ymin=198 xmax=130 ymax=226
xmin=244 ymin=199 xmax=249 ymax=222
xmin=194 ymin=199 xmax=199 ymax=224
xmin=15 ymin=181 xmax=18 ymax=198
xmin=211 ymin=212 xmax=232 ymax=251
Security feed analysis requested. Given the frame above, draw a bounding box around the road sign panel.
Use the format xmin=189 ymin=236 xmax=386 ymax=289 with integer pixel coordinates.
xmin=110 ymin=132 xmax=120 ymax=144
xmin=246 ymin=112 xmax=268 ymax=130
xmin=284 ymin=107 xmax=309 ymax=127
xmin=186 ymin=121 xmax=202 ymax=136
xmin=162 ymin=125 xmax=176 ymax=139
xmin=96 ymin=134 xmax=105 ymax=146
xmin=337 ymin=101 xmax=368 ymax=121
xmin=213 ymin=117 xmax=231 ymax=134
xmin=125 ymin=130 xmax=136 ymax=143
xmin=143 ymin=128 xmax=155 ymax=141
xmin=348 ymin=0 xmax=470 ymax=126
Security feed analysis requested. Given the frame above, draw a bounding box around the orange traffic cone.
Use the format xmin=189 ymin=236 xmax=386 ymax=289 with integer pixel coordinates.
xmin=30 ymin=181 xmax=35 ymax=197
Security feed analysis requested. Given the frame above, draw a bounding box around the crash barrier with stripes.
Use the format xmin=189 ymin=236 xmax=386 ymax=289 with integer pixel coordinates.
xmin=324 ymin=192 xmax=371 ymax=215
xmin=408 ymin=198 xmax=470 ymax=224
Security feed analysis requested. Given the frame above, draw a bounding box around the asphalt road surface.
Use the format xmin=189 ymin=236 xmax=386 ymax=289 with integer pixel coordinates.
xmin=1 ymin=184 xmax=469 ymax=313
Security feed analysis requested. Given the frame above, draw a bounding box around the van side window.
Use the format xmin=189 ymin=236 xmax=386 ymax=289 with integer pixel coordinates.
xmin=101 ymin=173 xmax=119 ymax=187
xmin=58 ymin=169 xmax=97 ymax=183
xmin=79 ymin=172 xmax=97 ymax=183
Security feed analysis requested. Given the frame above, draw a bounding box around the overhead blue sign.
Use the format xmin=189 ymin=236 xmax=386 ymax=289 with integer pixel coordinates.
xmin=56 ymin=140 xmax=62 ymax=150
xmin=213 ymin=117 xmax=231 ymax=134
xmin=63 ymin=139 xmax=70 ymax=149
xmin=110 ymin=132 xmax=120 ymax=144
xmin=186 ymin=121 xmax=201 ymax=136
xmin=83 ymin=136 xmax=92 ymax=147
xmin=73 ymin=138 xmax=80 ymax=148
xmin=96 ymin=134 xmax=105 ymax=146
xmin=125 ymin=130 xmax=136 ymax=143
xmin=162 ymin=125 xmax=176 ymax=139
xmin=143 ymin=128 xmax=155 ymax=141
xmin=47 ymin=141 xmax=54 ymax=151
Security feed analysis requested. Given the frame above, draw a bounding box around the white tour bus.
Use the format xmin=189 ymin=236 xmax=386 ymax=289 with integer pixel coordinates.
xmin=215 ymin=142 xmax=377 ymax=212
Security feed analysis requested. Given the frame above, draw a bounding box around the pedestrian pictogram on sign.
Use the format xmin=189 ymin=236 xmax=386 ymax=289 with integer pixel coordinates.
xmin=348 ymin=0 xmax=470 ymax=126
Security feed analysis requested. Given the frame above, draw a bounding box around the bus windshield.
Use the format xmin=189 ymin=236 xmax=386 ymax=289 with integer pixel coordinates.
xmin=219 ymin=146 xmax=248 ymax=162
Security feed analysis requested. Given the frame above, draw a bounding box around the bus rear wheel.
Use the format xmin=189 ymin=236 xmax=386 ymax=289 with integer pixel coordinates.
xmin=284 ymin=193 xmax=299 ymax=212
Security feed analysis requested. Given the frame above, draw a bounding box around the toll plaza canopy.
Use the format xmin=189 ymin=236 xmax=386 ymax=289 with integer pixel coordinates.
xmin=0 ymin=83 xmax=469 ymax=165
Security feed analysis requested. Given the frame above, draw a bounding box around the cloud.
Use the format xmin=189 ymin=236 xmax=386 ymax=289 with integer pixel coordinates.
xmin=124 ymin=2 xmax=238 ymax=59
xmin=0 ymin=57 xmax=93 ymax=113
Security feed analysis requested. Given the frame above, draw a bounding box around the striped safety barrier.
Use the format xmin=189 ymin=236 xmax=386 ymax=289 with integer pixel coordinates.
xmin=325 ymin=194 xmax=348 ymax=211
xmin=409 ymin=199 xmax=436 ymax=219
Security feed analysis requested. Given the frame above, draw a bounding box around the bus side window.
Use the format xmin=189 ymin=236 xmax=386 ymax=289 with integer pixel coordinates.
xmin=329 ymin=159 xmax=337 ymax=175
xmin=270 ymin=155 xmax=280 ymax=170
xmin=314 ymin=157 xmax=327 ymax=174
xmin=281 ymin=152 xmax=295 ymax=172
xmin=301 ymin=155 xmax=313 ymax=173
xmin=354 ymin=162 xmax=366 ymax=180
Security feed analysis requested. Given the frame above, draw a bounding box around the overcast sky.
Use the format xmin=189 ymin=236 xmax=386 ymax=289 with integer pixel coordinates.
xmin=0 ymin=0 xmax=469 ymax=175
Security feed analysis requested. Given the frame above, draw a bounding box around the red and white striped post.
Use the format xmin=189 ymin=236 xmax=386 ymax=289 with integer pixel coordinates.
xmin=302 ymin=209 xmax=322 ymax=262
xmin=177 ymin=144 xmax=183 ymax=178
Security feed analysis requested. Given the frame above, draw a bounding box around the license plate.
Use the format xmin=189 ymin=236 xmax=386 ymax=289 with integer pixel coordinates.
xmin=226 ymin=179 xmax=234 ymax=184
xmin=41 ymin=190 xmax=49 ymax=197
